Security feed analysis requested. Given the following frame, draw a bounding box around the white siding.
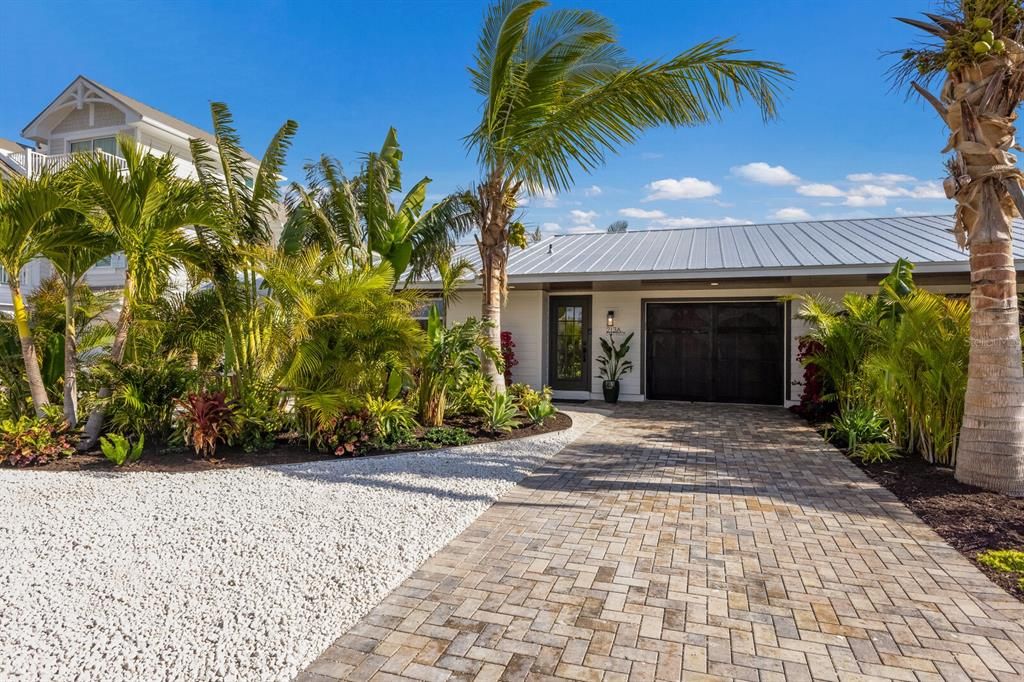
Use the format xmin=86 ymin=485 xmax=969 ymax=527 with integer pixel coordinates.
xmin=445 ymin=282 xmax=973 ymax=404
xmin=446 ymin=289 xmax=546 ymax=388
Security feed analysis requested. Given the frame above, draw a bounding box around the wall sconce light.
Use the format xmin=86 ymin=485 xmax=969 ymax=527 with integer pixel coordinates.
xmin=606 ymin=310 xmax=615 ymax=328
xmin=709 ymin=282 xmax=720 ymax=287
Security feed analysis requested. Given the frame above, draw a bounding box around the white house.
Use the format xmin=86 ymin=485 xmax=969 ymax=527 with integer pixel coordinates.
xmin=436 ymin=216 xmax=1016 ymax=405
xmin=0 ymin=75 xmax=266 ymax=312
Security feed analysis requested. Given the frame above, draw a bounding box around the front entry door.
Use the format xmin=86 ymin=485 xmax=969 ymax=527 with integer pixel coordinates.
xmin=548 ymin=296 xmax=592 ymax=391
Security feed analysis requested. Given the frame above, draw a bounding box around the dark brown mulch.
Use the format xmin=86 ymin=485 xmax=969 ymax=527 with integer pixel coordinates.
xmin=856 ymin=455 xmax=1024 ymax=602
xmin=17 ymin=412 xmax=573 ymax=474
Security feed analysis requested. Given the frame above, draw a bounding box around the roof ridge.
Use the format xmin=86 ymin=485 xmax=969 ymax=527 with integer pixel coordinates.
xmin=548 ymin=214 xmax=955 ymax=237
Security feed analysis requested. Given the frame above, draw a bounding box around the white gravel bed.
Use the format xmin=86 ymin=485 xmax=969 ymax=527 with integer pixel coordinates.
xmin=0 ymin=409 xmax=603 ymax=682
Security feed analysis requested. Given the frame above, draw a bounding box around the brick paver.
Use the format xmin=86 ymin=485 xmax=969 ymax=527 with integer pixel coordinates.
xmin=298 ymin=403 xmax=1024 ymax=681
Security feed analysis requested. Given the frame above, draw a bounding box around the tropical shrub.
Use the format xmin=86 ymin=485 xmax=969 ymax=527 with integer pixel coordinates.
xmin=0 ymin=412 xmax=75 ymax=467
xmin=826 ymin=406 xmax=889 ymax=452
xmin=507 ymin=383 xmax=552 ymax=410
xmin=422 ymin=426 xmax=473 ymax=447
xmin=366 ymin=396 xmax=418 ymax=446
xmin=500 ymin=331 xmax=517 ymax=384
xmin=525 ymin=399 xmax=557 ymax=426
xmin=418 ymin=307 xmax=500 ymax=427
xmin=849 ymin=441 xmax=899 ymax=465
xmin=100 ymin=433 xmax=144 ymax=467
xmin=314 ymin=410 xmax=374 ymax=456
xmin=175 ymin=391 xmax=237 ymax=458
xmin=105 ymin=355 xmax=197 ymax=442
xmin=482 ymin=391 xmax=519 ymax=434
xmin=795 ymin=260 xmax=970 ymax=466
xmin=231 ymin=386 xmax=287 ymax=453
xmin=790 ymin=338 xmax=835 ymax=421
xmin=446 ymin=371 xmax=492 ymax=417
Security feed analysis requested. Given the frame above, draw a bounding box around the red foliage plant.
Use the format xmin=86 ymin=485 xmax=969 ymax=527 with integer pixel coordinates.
xmin=790 ymin=338 xmax=836 ymax=422
xmin=500 ymin=330 xmax=518 ymax=384
xmin=174 ymin=391 xmax=237 ymax=459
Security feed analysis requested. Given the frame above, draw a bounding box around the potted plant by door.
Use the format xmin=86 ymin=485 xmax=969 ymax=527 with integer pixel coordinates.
xmin=597 ymin=332 xmax=634 ymax=404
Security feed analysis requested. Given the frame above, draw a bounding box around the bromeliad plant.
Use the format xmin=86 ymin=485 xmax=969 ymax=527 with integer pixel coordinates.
xmin=100 ymin=433 xmax=144 ymax=467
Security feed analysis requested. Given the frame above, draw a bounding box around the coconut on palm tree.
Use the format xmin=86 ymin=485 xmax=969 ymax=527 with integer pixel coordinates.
xmin=465 ymin=0 xmax=791 ymax=390
xmin=72 ymin=136 xmax=215 ymax=446
xmin=895 ymin=1 xmax=1024 ymax=496
xmin=0 ymin=171 xmax=77 ymax=416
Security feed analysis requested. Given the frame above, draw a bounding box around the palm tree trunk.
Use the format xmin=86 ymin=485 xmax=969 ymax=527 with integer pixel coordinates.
xmin=956 ymin=231 xmax=1024 ymax=496
xmin=480 ymin=241 xmax=506 ymax=392
xmin=62 ymin=274 xmax=78 ymax=427
xmin=79 ymin=281 xmax=133 ymax=449
xmin=8 ymin=280 xmax=50 ymax=417
xmin=477 ymin=177 xmax=509 ymax=392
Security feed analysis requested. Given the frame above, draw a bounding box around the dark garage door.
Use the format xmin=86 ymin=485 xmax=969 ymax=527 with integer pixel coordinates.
xmin=646 ymin=302 xmax=785 ymax=405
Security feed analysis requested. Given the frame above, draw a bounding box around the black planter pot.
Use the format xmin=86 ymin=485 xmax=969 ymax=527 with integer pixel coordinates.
xmin=602 ymin=379 xmax=620 ymax=404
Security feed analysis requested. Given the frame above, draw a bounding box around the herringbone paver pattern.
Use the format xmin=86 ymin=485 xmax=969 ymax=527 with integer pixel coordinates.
xmin=298 ymin=403 xmax=1024 ymax=682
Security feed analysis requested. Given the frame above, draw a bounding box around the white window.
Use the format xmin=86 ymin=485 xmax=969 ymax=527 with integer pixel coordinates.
xmin=412 ymin=298 xmax=445 ymax=329
xmin=69 ymin=136 xmax=118 ymax=156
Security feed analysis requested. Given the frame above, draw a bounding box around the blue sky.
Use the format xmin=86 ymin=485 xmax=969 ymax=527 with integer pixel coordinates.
xmin=1 ymin=0 xmax=953 ymax=234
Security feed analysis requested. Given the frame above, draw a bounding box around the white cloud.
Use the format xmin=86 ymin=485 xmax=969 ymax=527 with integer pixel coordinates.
xmin=904 ymin=182 xmax=946 ymax=199
xmin=731 ymin=162 xmax=799 ymax=186
xmin=583 ymin=185 xmax=602 ymax=197
xmin=567 ymin=209 xmax=598 ymax=230
xmin=569 ymin=209 xmax=598 ymax=223
xmin=846 ymin=172 xmax=916 ymax=184
xmin=796 ymin=183 xmax=843 ymax=197
xmin=772 ymin=207 xmax=812 ymax=220
xmin=654 ymin=216 xmax=752 ymax=228
xmin=844 ymin=195 xmax=888 ymax=207
xmin=644 ymin=177 xmax=721 ymax=201
xmin=566 ymin=225 xmax=598 ymax=234
xmin=541 ymin=222 xmax=562 ymax=233
xmin=520 ymin=187 xmax=558 ymax=208
xmin=619 ymin=208 xmax=666 ymax=219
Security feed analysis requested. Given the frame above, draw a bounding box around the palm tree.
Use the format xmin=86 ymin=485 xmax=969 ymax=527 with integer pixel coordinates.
xmin=41 ymin=212 xmax=117 ymax=426
xmin=188 ymin=102 xmax=298 ymax=402
xmin=0 ymin=171 xmax=76 ymax=416
xmin=437 ymin=256 xmax=477 ymax=307
xmin=286 ymin=128 xmax=474 ymax=285
xmin=466 ymin=0 xmax=790 ymax=389
xmin=895 ymin=1 xmax=1024 ymax=495
xmin=72 ymin=136 xmax=215 ymax=446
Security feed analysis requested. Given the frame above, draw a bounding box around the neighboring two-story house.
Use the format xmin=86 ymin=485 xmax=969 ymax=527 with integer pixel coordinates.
xmin=0 ymin=75 xmax=266 ymax=312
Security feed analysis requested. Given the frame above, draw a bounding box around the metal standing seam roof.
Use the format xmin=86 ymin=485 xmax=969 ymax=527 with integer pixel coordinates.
xmin=435 ymin=215 xmax=1024 ymax=284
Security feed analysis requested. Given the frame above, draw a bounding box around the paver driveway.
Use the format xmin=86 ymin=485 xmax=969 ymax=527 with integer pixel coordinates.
xmin=299 ymin=403 xmax=1024 ymax=682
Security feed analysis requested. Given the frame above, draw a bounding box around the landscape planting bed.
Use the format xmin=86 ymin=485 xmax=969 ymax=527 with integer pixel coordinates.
xmin=0 ymin=409 xmax=603 ymax=682
xmin=16 ymin=412 xmax=572 ymax=473
xmin=858 ymin=456 xmax=1024 ymax=602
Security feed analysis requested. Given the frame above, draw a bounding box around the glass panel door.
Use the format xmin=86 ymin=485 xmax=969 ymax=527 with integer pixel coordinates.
xmin=548 ymin=296 xmax=591 ymax=391
xmin=93 ymin=137 xmax=117 ymax=156
xmin=69 ymin=140 xmax=92 ymax=154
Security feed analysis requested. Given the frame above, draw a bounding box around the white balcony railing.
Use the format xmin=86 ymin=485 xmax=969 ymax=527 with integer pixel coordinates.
xmin=7 ymin=149 xmax=127 ymax=178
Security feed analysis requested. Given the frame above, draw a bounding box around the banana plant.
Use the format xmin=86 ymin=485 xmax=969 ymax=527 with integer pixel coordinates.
xmin=287 ymin=128 xmax=474 ymax=286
